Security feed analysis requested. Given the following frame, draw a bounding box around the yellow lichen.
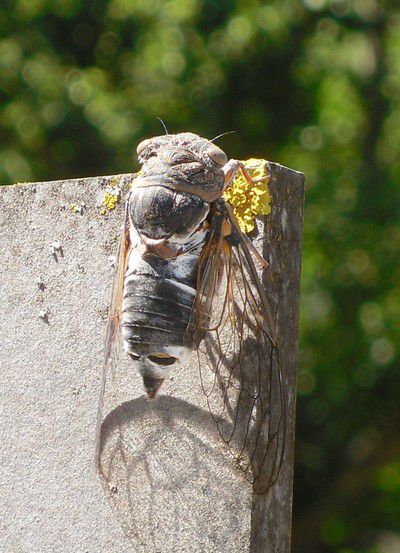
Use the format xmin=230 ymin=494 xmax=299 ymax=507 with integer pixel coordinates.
xmin=223 ymin=158 xmax=271 ymax=233
xmin=69 ymin=202 xmax=85 ymax=214
xmin=100 ymin=180 xmax=122 ymax=215
xmin=103 ymin=191 xmax=119 ymax=210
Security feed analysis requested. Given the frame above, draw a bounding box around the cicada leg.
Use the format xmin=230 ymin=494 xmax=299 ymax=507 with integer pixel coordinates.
xmin=222 ymin=159 xmax=268 ymax=192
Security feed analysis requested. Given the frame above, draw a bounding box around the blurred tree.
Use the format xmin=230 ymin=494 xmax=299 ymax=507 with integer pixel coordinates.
xmin=1 ymin=1 xmax=399 ymax=551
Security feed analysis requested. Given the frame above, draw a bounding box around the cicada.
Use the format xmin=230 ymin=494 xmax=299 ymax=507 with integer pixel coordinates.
xmin=96 ymin=132 xmax=286 ymax=494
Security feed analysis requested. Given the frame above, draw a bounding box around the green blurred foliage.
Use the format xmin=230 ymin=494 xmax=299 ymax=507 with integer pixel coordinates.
xmin=1 ymin=0 xmax=399 ymax=551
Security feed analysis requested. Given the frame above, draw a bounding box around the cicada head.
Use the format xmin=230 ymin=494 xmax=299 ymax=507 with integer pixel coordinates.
xmin=135 ymin=132 xmax=228 ymax=202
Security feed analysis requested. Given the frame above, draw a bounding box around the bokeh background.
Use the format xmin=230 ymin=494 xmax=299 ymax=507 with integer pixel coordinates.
xmin=1 ymin=1 xmax=399 ymax=552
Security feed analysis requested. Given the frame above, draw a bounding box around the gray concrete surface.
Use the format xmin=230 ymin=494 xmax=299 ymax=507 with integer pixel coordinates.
xmin=1 ymin=175 xmax=136 ymax=552
xmin=0 ymin=165 xmax=304 ymax=553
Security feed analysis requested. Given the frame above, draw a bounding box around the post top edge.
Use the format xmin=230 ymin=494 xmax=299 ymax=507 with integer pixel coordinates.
xmin=1 ymin=163 xmax=304 ymax=192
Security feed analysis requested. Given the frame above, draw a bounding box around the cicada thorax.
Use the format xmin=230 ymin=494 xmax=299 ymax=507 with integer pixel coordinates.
xmin=121 ymin=133 xmax=228 ymax=397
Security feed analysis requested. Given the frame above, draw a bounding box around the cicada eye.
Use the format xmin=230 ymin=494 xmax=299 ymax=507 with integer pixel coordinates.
xmin=136 ymin=138 xmax=152 ymax=156
xmin=207 ymin=145 xmax=227 ymax=166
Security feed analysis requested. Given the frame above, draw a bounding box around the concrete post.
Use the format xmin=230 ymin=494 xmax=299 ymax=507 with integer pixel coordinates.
xmin=0 ymin=163 xmax=304 ymax=552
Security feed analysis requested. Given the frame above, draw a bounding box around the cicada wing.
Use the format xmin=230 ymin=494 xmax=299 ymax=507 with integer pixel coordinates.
xmin=188 ymin=215 xmax=226 ymax=334
xmin=95 ymin=200 xmax=131 ymax=475
xmin=190 ymin=202 xmax=286 ymax=494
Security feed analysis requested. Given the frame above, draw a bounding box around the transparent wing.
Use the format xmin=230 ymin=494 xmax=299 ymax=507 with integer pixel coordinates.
xmin=95 ymin=200 xmax=131 ymax=472
xmin=189 ymin=200 xmax=286 ymax=494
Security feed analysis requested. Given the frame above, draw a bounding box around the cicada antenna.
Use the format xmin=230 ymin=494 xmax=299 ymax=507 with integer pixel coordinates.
xmin=210 ymin=130 xmax=236 ymax=143
xmin=156 ymin=117 xmax=169 ymax=135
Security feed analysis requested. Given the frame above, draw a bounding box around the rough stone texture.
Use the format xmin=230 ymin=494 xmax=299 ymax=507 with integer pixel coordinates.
xmin=251 ymin=163 xmax=305 ymax=552
xmin=0 ymin=164 xmax=304 ymax=553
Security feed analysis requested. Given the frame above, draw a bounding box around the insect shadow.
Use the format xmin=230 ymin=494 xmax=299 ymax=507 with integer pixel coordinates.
xmin=98 ymin=394 xmax=251 ymax=551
